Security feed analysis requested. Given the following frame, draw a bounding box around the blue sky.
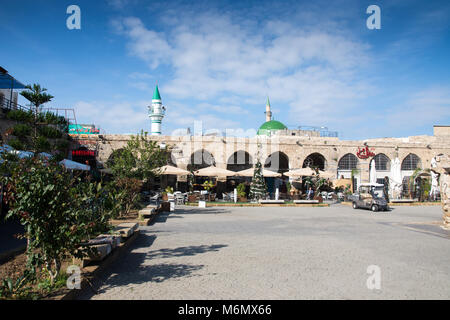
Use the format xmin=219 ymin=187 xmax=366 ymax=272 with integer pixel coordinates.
xmin=1 ymin=0 xmax=449 ymax=139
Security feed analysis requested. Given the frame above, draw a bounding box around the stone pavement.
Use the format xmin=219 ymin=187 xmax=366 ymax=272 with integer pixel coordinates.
xmin=80 ymin=205 xmax=450 ymax=299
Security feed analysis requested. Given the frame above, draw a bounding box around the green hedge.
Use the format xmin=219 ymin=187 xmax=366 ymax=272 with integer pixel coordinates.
xmin=39 ymin=125 xmax=62 ymax=139
xmin=12 ymin=124 xmax=32 ymax=138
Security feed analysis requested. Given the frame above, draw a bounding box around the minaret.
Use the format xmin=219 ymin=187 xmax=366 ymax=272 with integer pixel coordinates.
xmin=148 ymin=85 xmax=165 ymax=135
xmin=264 ymin=97 xmax=272 ymax=122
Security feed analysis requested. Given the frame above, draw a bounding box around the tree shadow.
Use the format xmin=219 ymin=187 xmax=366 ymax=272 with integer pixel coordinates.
xmin=92 ymin=262 xmax=205 ymax=296
xmin=79 ymin=235 xmax=227 ymax=299
xmin=150 ymin=207 xmax=231 ymax=224
xmin=147 ymin=244 xmax=227 ymax=259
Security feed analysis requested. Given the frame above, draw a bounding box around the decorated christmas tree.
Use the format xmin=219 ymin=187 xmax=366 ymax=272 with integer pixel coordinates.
xmin=249 ymin=160 xmax=267 ymax=200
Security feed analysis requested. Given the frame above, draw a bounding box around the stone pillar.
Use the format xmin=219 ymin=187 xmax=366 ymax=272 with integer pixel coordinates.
xmin=431 ymin=154 xmax=450 ymax=230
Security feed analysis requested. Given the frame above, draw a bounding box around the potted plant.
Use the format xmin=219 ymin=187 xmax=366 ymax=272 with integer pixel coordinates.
xmin=161 ymin=186 xmax=173 ymax=201
xmin=237 ymin=182 xmax=247 ymax=202
xmin=202 ymin=180 xmax=215 ymax=201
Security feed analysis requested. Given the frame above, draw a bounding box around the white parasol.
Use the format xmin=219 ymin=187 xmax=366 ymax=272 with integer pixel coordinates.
xmin=236 ymin=167 xmax=282 ymax=177
xmin=370 ymin=159 xmax=377 ymax=185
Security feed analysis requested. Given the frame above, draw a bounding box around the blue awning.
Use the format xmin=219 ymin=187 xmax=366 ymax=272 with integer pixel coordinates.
xmin=0 ymin=72 xmax=26 ymax=89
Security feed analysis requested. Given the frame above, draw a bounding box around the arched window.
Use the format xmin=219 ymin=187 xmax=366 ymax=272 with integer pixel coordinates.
xmin=401 ymin=153 xmax=421 ymax=170
xmin=372 ymin=154 xmax=390 ymax=171
xmin=265 ymin=152 xmax=289 ymax=173
xmin=338 ymin=153 xmax=358 ymax=170
xmin=227 ymin=151 xmax=252 ymax=172
xmin=302 ymin=153 xmax=326 ymax=170
xmin=188 ymin=149 xmax=215 ymax=171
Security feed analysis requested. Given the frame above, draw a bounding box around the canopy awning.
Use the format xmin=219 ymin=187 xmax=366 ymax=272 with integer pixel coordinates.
xmin=193 ymin=166 xmax=237 ymax=177
xmin=284 ymin=167 xmax=316 ymax=177
xmin=157 ymin=165 xmax=191 ymax=176
xmin=235 ymin=167 xmax=282 ymax=177
xmin=0 ymin=70 xmax=26 ymax=89
xmin=316 ymin=170 xmax=336 ymax=179
xmin=59 ymin=159 xmax=90 ymax=171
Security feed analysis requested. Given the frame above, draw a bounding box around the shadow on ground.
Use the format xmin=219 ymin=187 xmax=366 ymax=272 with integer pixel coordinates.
xmin=147 ymin=244 xmax=227 ymax=259
xmin=79 ymin=232 xmax=228 ymax=299
xmin=150 ymin=207 xmax=231 ymax=224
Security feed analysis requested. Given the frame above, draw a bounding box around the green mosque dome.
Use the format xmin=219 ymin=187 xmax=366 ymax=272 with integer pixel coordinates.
xmin=257 ymin=120 xmax=287 ymax=136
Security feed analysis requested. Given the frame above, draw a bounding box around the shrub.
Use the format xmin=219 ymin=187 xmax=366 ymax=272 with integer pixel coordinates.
xmin=2 ymin=158 xmax=112 ymax=286
xmin=7 ymin=138 xmax=25 ymax=151
xmin=39 ymin=125 xmax=62 ymax=139
xmin=35 ymin=136 xmax=50 ymax=152
xmin=237 ymin=182 xmax=246 ymax=197
xmin=113 ymin=177 xmax=143 ymax=217
xmin=12 ymin=124 xmax=32 ymax=139
xmin=6 ymin=109 xmax=34 ymax=122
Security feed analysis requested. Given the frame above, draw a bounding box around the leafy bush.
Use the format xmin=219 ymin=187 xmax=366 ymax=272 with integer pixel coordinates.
xmin=113 ymin=177 xmax=143 ymax=217
xmin=7 ymin=138 xmax=25 ymax=151
xmin=6 ymin=109 xmax=34 ymax=123
xmin=39 ymin=125 xmax=62 ymax=139
xmin=237 ymin=182 xmax=246 ymax=197
xmin=35 ymin=136 xmax=50 ymax=152
xmin=12 ymin=124 xmax=32 ymax=139
xmin=2 ymin=158 xmax=112 ymax=286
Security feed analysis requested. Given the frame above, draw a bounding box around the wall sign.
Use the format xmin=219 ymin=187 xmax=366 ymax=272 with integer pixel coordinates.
xmin=356 ymin=146 xmax=375 ymax=159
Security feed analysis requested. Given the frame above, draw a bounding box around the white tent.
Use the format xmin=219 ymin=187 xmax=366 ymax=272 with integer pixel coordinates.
xmin=59 ymin=159 xmax=90 ymax=171
xmin=0 ymin=144 xmax=14 ymax=153
xmin=12 ymin=150 xmax=34 ymax=159
xmin=390 ymin=157 xmax=403 ymax=199
xmin=370 ymin=159 xmax=377 ymax=185
xmin=38 ymin=152 xmax=53 ymax=159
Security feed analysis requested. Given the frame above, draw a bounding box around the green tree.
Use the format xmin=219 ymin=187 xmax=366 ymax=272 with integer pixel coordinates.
xmin=2 ymin=157 xmax=111 ymax=286
xmin=107 ymin=130 xmax=170 ymax=216
xmin=20 ymin=84 xmax=54 ymax=152
xmin=108 ymin=130 xmax=169 ymax=181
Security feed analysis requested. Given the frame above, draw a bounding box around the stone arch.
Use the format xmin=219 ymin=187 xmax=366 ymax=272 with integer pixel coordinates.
xmin=227 ymin=150 xmax=253 ymax=172
xmin=264 ymin=151 xmax=289 ymax=173
xmin=188 ymin=149 xmax=215 ymax=171
xmin=401 ymin=153 xmax=422 ymax=171
xmin=371 ymin=153 xmax=391 ymax=171
xmin=338 ymin=153 xmax=359 ymax=170
xmin=303 ymin=152 xmax=326 ymax=170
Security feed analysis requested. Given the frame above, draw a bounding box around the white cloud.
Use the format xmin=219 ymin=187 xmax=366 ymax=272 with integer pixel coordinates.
xmin=74 ymin=100 xmax=150 ymax=134
xmin=113 ymin=11 xmax=374 ymax=134
xmin=387 ymin=87 xmax=450 ymax=129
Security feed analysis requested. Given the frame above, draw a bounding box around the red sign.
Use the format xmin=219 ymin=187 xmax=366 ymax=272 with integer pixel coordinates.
xmin=72 ymin=150 xmax=95 ymax=157
xmin=356 ymin=146 xmax=375 ymax=159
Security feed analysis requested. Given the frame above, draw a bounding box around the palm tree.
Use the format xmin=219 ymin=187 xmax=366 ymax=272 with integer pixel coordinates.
xmin=20 ymin=84 xmax=54 ymax=152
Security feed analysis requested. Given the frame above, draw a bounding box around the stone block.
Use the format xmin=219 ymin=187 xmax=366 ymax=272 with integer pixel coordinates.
xmin=259 ymin=200 xmax=285 ymax=204
xmin=82 ymin=243 xmax=112 ymax=262
xmin=294 ymin=200 xmax=319 ymax=204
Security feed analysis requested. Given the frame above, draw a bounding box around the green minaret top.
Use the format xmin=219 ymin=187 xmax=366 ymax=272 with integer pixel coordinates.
xmin=266 ymin=97 xmax=270 ymax=106
xmin=152 ymin=85 xmax=161 ymax=100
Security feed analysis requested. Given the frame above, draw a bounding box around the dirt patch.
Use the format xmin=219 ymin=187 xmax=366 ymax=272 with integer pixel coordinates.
xmin=0 ymin=251 xmax=27 ymax=282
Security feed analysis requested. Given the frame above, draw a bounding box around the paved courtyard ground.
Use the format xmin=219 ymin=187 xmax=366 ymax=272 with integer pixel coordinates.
xmin=81 ymin=205 xmax=450 ymax=300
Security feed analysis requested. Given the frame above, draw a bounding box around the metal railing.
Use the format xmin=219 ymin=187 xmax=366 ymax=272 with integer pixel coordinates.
xmin=0 ymin=96 xmax=33 ymax=113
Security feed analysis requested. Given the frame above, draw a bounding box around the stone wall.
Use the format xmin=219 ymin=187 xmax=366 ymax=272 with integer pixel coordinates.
xmin=71 ymin=132 xmax=450 ymax=185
